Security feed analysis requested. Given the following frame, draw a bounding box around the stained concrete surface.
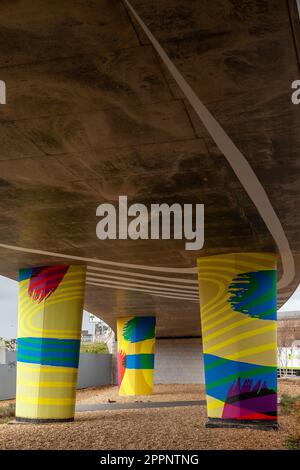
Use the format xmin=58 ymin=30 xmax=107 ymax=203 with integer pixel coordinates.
xmin=0 ymin=1 xmax=299 ymax=336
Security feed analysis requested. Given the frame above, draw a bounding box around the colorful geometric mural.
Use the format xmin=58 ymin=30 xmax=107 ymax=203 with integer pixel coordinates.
xmin=16 ymin=265 xmax=86 ymax=422
xmin=197 ymin=253 xmax=277 ymax=425
xmin=117 ymin=316 xmax=156 ymax=396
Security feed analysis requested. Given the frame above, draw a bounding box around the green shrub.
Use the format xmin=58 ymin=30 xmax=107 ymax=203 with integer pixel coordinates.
xmin=80 ymin=342 xmax=108 ymax=354
xmin=0 ymin=403 xmax=15 ymax=422
xmin=280 ymin=393 xmax=300 ymax=415
xmin=285 ymin=436 xmax=300 ymax=450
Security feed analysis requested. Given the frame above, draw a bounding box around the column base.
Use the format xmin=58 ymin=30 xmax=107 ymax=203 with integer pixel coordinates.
xmin=205 ymin=418 xmax=278 ymax=431
xmin=15 ymin=417 xmax=74 ymax=424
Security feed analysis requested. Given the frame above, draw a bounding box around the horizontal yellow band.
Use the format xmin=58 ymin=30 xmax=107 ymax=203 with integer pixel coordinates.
xmin=16 ymin=396 xmax=76 ymax=406
xmin=204 ymin=324 xmax=276 ymax=353
xmin=18 ymin=380 xmax=77 ymax=388
xmin=225 ymin=342 xmax=277 ymax=364
xmin=17 ymin=363 xmax=78 ymax=374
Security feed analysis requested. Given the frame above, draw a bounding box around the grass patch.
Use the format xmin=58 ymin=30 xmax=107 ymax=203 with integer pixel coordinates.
xmin=285 ymin=436 xmax=300 ymax=450
xmin=80 ymin=342 xmax=108 ymax=354
xmin=281 ymin=394 xmax=300 ymax=450
xmin=280 ymin=393 xmax=300 ymax=415
xmin=0 ymin=403 xmax=15 ymax=423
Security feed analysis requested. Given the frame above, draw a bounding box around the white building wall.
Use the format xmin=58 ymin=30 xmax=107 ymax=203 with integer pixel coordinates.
xmin=154 ymin=338 xmax=205 ymax=384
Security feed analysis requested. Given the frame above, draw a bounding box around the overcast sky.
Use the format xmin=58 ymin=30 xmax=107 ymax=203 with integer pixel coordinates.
xmin=0 ymin=275 xmax=299 ymax=340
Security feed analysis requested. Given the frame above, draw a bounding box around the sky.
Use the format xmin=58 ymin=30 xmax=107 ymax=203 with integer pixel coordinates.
xmin=0 ymin=275 xmax=299 ymax=340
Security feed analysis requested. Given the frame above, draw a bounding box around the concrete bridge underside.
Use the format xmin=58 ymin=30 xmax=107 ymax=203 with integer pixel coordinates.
xmin=0 ymin=0 xmax=299 ymax=339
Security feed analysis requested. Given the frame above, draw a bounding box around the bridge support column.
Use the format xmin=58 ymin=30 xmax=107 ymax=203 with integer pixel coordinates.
xmin=197 ymin=253 xmax=278 ymax=429
xmin=117 ymin=316 xmax=156 ymax=396
xmin=16 ymin=265 xmax=86 ymax=422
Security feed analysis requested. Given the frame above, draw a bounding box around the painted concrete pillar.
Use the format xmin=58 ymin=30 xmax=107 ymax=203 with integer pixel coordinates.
xmin=197 ymin=253 xmax=277 ymax=429
xmin=117 ymin=316 xmax=156 ymax=396
xmin=16 ymin=265 xmax=86 ymax=422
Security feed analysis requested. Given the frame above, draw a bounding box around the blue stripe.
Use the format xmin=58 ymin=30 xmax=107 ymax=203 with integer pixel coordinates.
xmin=17 ymin=337 xmax=80 ymax=368
xmin=203 ymin=354 xmax=277 ymax=401
xmin=18 ymin=338 xmax=79 ymax=350
xmin=125 ymin=354 xmax=155 ymax=369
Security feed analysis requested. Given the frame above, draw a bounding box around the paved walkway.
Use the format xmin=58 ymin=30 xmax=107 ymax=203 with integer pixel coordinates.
xmin=76 ymin=400 xmax=206 ymax=412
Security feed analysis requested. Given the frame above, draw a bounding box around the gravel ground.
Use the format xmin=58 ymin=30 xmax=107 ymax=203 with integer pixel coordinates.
xmin=76 ymin=383 xmax=207 ymax=404
xmin=0 ymin=406 xmax=298 ymax=450
xmin=278 ymin=378 xmax=300 ymax=397
xmin=0 ymin=380 xmax=299 ymax=450
xmin=75 ymin=380 xmax=300 ymax=405
xmin=1 ymin=380 xmax=297 ymax=410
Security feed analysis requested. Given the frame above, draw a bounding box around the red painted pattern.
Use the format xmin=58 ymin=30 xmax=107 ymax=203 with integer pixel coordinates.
xmin=118 ymin=350 xmax=127 ymax=385
xmin=28 ymin=266 xmax=69 ymax=303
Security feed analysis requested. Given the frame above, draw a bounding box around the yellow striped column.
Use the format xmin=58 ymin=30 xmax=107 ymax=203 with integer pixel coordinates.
xmin=16 ymin=265 xmax=86 ymax=422
xmin=197 ymin=253 xmax=278 ymax=429
xmin=117 ymin=316 xmax=156 ymax=396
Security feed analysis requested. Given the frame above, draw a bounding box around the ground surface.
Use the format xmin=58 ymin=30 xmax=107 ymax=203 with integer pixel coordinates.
xmin=0 ymin=381 xmax=299 ymax=450
xmin=76 ymin=383 xmax=207 ymax=404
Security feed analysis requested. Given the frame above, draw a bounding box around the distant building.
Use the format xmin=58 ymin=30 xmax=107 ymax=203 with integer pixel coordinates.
xmin=277 ymin=311 xmax=300 ymax=375
xmin=94 ymin=320 xmax=111 ymax=342
xmin=88 ymin=315 xmax=112 ymax=343
xmin=278 ymin=311 xmax=300 ymax=345
xmin=81 ymin=330 xmax=93 ymax=343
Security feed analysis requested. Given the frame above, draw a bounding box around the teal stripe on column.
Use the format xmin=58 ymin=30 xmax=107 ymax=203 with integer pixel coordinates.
xmin=17 ymin=337 xmax=80 ymax=368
